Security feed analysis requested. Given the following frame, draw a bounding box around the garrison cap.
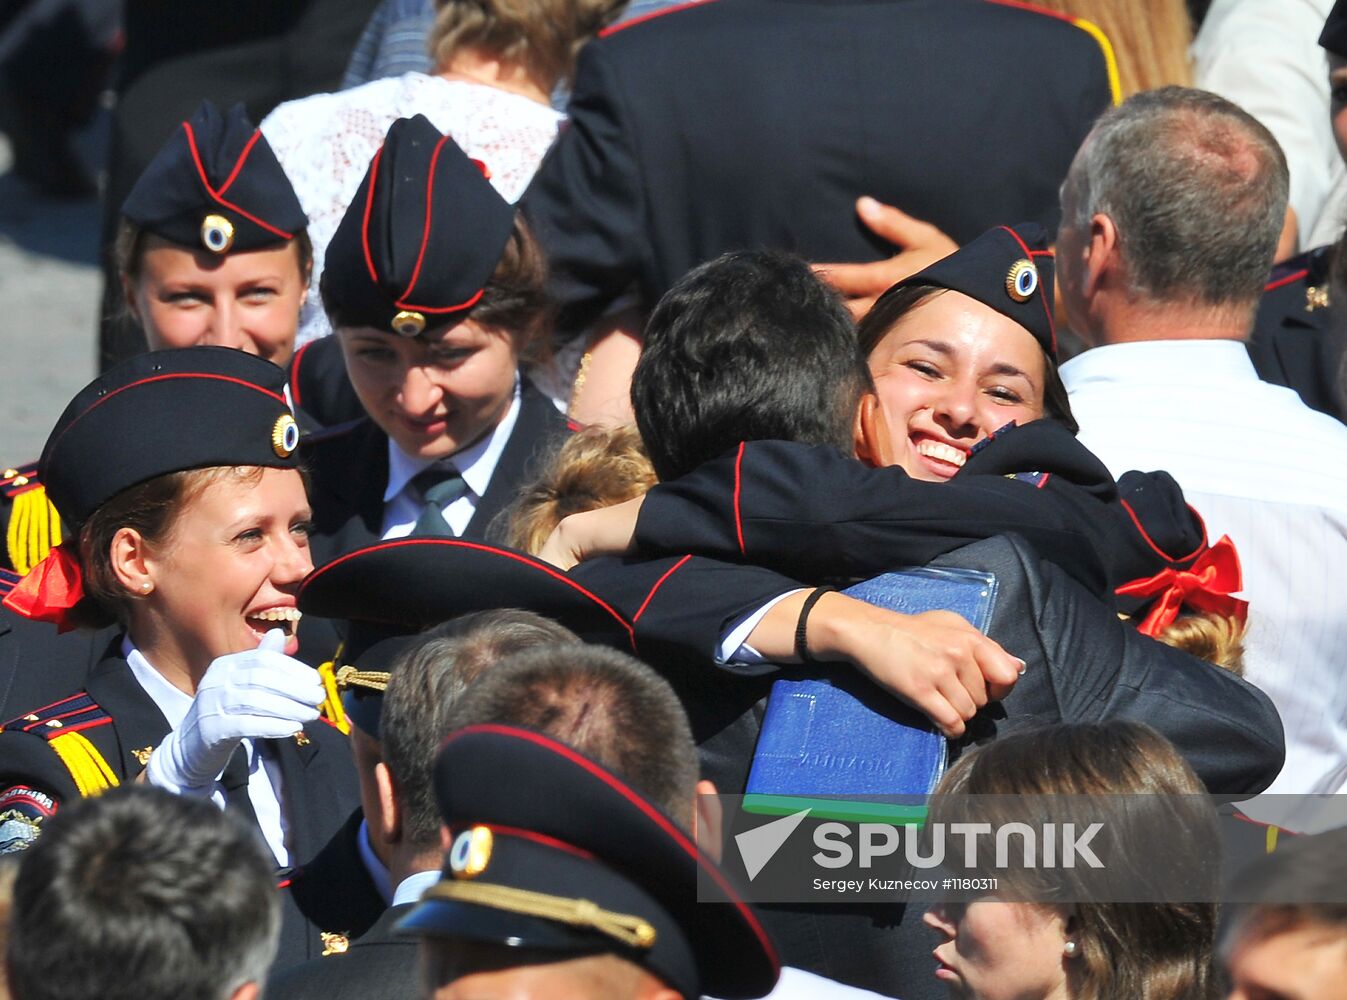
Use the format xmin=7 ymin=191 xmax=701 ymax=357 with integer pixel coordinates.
xmin=297 ymin=539 xmax=634 ymax=737
xmin=40 ymin=347 xmax=299 ymax=529
xmin=322 ymin=115 xmax=515 ymax=337
xmin=1321 ymin=0 xmax=1347 ymax=58
xmin=121 ymin=101 xmax=306 ymax=255
xmin=896 ymin=222 xmax=1057 ymax=356
xmin=400 ymin=725 xmax=780 ymax=999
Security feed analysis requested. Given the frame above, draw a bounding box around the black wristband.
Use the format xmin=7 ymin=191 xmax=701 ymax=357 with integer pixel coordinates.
xmin=795 ymin=587 xmax=835 ymax=663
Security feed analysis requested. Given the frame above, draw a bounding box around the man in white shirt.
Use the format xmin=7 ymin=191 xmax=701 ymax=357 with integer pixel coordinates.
xmin=1057 ymin=86 xmax=1347 ymax=818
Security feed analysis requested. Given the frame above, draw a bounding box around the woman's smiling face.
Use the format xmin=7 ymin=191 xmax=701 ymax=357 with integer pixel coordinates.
xmin=866 ymin=289 xmax=1046 ymax=481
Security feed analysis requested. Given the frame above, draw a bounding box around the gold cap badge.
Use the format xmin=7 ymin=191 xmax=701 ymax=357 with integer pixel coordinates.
xmin=449 ymin=825 xmax=494 ymax=879
xmin=201 ymin=214 xmax=235 ymax=254
xmin=1006 ymin=259 xmax=1038 ymax=302
xmin=392 ymin=310 xmax=426 ymax=337
xmin=272 ymin=413 xmax=300 ymax=458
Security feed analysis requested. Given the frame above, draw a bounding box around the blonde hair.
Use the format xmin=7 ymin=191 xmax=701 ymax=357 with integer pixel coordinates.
xmin=1033 ymin=0 xmax=1192 ymax=97
xmin=1156 ymin=613 xmax=1246 ymax=675
xmin=504 ymin=425 xmax=655 ymax=555
xmin=429 ymin=0 xmax=628 ymax=90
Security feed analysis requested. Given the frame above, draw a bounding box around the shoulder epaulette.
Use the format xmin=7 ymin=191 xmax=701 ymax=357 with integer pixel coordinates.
xmin=599 ymin=0 xmax=718 ymax=37
xmin=983 ymin=0 xmax=1121 ymax=106
xmin=3 ymin=461 xmax=62 ymax=575
xmin=1 ymin=691 xmax=112 ymax=739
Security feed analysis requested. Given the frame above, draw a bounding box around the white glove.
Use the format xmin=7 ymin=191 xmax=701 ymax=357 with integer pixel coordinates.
xmin=145 ymin=629 xmax=324 ymax=795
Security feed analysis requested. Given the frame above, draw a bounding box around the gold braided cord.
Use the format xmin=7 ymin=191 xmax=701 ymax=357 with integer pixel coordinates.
xmin=317 ymin=661 xmax=351 ymax=735
xmin=8 ymin=485 xmax=62 ymax=575
xmin=334 ymin=665 xmax=390 ymax=693
xmin=48 ymin=731 xmax=120 ymax=797
xmin=423 ymin=881 xmax=658 ymax=950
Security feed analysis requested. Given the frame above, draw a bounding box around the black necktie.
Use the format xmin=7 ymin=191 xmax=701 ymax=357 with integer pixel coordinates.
xmin=411 ymin=464 xmax=468 ymax=537
xmin=220 ymin=743 xmax=260 ymax=829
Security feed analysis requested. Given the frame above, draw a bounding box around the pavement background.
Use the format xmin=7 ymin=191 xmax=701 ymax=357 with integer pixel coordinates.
xmin=0 ymin=125 xmax=102 ymax=461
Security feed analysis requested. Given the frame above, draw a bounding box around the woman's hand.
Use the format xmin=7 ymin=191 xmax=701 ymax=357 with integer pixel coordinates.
xmin=752 ymin=591 xmax=1022 ymax=738
xmin=538 ymin=495 xmax=645 ymax=570
xmin=144 ymin=629 xmax=324 ymax=793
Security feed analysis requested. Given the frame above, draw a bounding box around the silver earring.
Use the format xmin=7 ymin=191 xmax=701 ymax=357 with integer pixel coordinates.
xmin=1064 ymin=940 xmax=1078 ymax=957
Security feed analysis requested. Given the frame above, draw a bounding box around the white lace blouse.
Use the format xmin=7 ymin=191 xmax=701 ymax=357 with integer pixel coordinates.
xmin=261 ymin=73 xmax=565 ymax=349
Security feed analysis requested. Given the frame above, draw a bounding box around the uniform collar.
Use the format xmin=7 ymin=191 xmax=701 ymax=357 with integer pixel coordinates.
xmin=1060 ymin=339 xmax=1258 ymax=389
xmin=383 ymin=379 xmax=522 ymax=504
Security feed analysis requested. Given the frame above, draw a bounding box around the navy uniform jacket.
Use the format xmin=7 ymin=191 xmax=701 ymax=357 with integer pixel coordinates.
xmin=629 ymin=422 xmax=1143 ymax=598
xmin=1246 ymin=244 xmax=1347 ymax=424
xmin=521 ymin=0 xmax=1115 ymax=337
xmin=0 ymin=641 xmax=361 ymax=965
xmin=264 ymin=903 xmax=419 ymax=1000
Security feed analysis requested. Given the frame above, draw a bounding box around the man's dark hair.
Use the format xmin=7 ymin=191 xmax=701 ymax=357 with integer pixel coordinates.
xmin=443 ymin=644 xmax=699 ymax=821
xmin=1222 ymin=826 xmax=1347 ymax=955
xmin=380 ymin=609 xmax=582 ymax=848
xmin=6 ymin=786 xmax=279 ymax=1000
xmin=632 ymin=249 xmax=871 ymax=482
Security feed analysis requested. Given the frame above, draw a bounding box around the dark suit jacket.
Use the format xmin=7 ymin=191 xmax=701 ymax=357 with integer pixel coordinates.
xmin=298 ymin=379 xmax=568 ymax=663
xmin=0 ymin=606 xmax=113 ymax=723
xmin=522 ymin=0 xmax=1114 ymax=337
xmin=282 ymin=808 xmax=388 ymax=951
xmin=265 ymin=903 xmax=420 ymax=1000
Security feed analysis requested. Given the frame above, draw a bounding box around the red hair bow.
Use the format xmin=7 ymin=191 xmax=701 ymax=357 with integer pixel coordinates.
xmin=2 ymin=543 xmax=85 ymax=632
xmin=1115 ymin=534 xmax=1248 ymax=638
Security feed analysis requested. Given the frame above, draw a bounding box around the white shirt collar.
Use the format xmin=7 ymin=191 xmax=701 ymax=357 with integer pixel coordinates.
xmin=122 ymin=636 xmax=194 ymax=730
xmin=383 ymin=380 xmax=522 ymax=504
xmin=1060 ymin=339 xmax=1258 ymax=390
xmin=391 ymin=869 xmax=442 ymax=908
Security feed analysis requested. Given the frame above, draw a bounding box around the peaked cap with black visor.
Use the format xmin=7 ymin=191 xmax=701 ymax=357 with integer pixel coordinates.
xmin=298 ymin=537 xmax=636 ymax=738
xmin=3 ymin=348 xmax=301 ymax=628
xmin=893 ymin=222 xmax=1058 ymax=357
xmin=121 ymin=101 xmax=307 ymax=255
xmin=321 ymin=114 xmax=516 ymax=337
xmin=399 ymin=725 xmax=780 ymax=999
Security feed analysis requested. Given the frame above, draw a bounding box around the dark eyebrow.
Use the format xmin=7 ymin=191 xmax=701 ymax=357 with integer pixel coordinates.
xmin=986 ymin=361 xmax=1034 ymax=381
xmin=905 ymin=338 xmax=956 ymax=357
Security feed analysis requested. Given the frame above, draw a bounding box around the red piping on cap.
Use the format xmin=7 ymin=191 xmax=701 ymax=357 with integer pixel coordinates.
xmin=47 ymin=373 xmax=288 ymax=461
xmin=300 ymin=538 xmax=636 ymax=648
xmin=217 ymin=129 xmax=262 ymax=197
xmin=448 ymin=724 xmax=781 ymax=974
xmin=182 ymin=122 xmax=293 ymax=241
xmin=399 ymin=135 xmax=451 ymax=303
xmin=996 ymin=225 xmax=1056 ymax=354
xmin=360 ymin=143 xmax=387 ymax=286
xmin=480 ymin=823 xmax=599 ymax=862
xmin=1119 ymin=498 xmax=1209 ymax=565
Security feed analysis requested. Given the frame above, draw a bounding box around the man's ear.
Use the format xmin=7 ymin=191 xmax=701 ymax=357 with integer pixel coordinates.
xmin=853 ymin=392 xmax=895 ymax=468
xmin=374 ymin=761 xmax=403 ymax=845
xmin=1083 ymin=212 xmax=1120 ymax=301
xmin=692 ymin=779 xmax=724 ymax=864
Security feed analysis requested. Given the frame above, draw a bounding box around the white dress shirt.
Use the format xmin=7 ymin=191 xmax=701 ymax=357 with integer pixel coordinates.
xmin=1062 ymin=340 xmax=1347 ymax=815
xmin=126 ymin=639 xmax=292 ymax=865
xmin=380 ymin=383 xmax=522 ymax=539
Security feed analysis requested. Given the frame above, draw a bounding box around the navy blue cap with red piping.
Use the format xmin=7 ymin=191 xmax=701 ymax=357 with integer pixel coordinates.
xmin=894 ymin=222 xmax=1058 ymax=357
xmin=321 ymin=115 xmax=516 ymax=336
xmin=40 ymin=347 xmax=298 ymax=529
xmin=399 ymin=724 xmax=780 ymax=999
xmin=121 ymin=101 xmax=306 ymax=254
xmin=297 ymin=538 xmax=637 ymax=736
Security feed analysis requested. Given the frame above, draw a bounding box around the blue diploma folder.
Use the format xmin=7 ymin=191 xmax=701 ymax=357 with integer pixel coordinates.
xmin=743 ymin=567 xmax=998 ymax=820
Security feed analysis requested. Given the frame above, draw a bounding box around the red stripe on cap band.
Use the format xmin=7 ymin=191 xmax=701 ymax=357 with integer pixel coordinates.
xmin=479 ymin=824 xmax=599 ymax=862
xmin=399 ymin=134 xmax=451 ymax=302
xmin=448 ymin=724 xmax=781 ymax=972
xmin=394 ymin=287 xmax=485 ymax=315
xmin=1119 ymin=498 xmax=1209 ymax=565
xmin=182 ymin=122 xmax=293 ymax=241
